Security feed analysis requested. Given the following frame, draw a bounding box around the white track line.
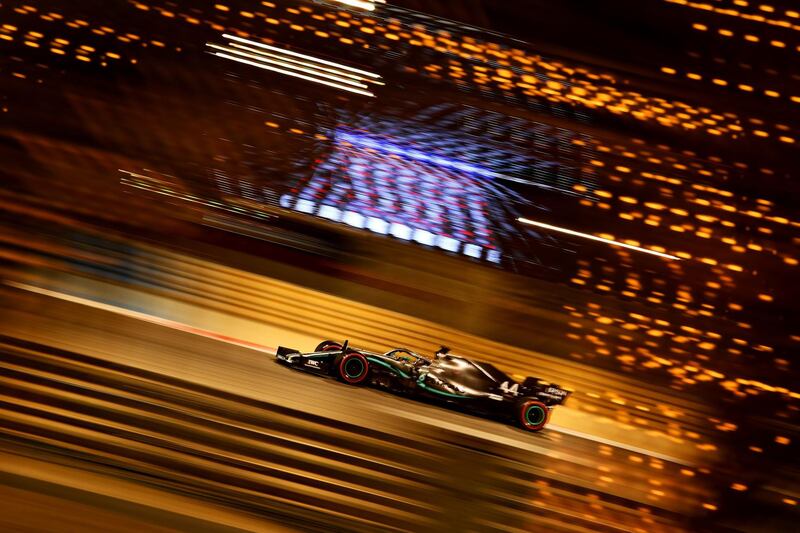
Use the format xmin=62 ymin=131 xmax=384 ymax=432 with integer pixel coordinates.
xmin=5 ymin=280 xmax=275 ymax=354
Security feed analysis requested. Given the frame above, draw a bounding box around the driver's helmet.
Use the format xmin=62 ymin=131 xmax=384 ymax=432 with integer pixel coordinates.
xmin=394 ymin=349 xmax=415 ymax=362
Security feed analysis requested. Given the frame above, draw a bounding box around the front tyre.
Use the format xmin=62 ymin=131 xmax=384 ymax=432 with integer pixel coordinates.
xmin=316 ymin=340 xmax=342 ymax=352
xmin=517 ymin=399 xmax=549 ymax=432
xmin=338 ymin=351 xmax=370 ymax=385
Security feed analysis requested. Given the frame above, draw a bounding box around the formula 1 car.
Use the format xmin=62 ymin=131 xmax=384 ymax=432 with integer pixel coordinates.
xmin=275 ymin=339 xmax=570 ymax=431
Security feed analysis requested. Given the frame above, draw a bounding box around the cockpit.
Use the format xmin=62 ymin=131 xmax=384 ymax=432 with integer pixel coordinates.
xmin=384 ymin=348 xmax=429 ymax=367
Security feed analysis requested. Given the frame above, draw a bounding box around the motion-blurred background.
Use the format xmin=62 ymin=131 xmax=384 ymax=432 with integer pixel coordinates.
xmin=1 ymin=0 xmax=798 ymax=531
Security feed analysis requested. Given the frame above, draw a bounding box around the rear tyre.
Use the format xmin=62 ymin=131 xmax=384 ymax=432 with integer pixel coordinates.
xmin=517 ymin=399 xmax=549 ymax=432
xmin=338 ymin=351 xmax=370 ymax=385
xmin=316 ymin=340 xmax=342 ymax=352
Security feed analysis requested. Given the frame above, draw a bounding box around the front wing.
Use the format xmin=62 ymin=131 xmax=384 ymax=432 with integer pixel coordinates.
xmin=276 ymin=346 xmax=340 ymax=374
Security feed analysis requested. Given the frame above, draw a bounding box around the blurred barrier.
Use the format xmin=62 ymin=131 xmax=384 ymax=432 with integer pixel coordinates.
xmin=0 ymin=335 xmax=689 ymax=532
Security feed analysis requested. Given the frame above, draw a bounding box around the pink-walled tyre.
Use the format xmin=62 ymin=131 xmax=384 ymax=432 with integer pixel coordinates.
xmin=517 ymin=399 xmax=549 ymax=432
xmin=338 ymin=351 xmax=370 ymax=385
xmin=315 ymin=340 xmax=342 ymax=352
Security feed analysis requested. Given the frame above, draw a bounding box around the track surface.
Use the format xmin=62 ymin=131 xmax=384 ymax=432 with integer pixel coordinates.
xmin=0 ymin=284 xmax=711 ymax=532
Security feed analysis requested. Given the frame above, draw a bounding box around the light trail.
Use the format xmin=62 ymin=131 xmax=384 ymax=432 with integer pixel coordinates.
xmin=211 ymin=51 xmax=376 ymax=97
xmin=330 ymin=0 xmax=377 ymax=12
xmin=337 ymin=129 xmax=499 ymax=178
xmin=222 ymin=34 xmax=381 ymax=79
xmin=208 ymin=43 xmax=370 ymax=89
xmin=210 ymin=34 xmax=381 ymax=97
xmin=517 ymin=217 xmax=681 ymax=260
xmin=227 ymin=42 xmax=383 ymax=85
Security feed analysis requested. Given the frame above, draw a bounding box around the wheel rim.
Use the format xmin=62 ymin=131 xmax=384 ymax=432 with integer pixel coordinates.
xmin=525 ymin=405 xmax=545 ymax=426
xmin=344 ymin=357 xmax=365 ymax=379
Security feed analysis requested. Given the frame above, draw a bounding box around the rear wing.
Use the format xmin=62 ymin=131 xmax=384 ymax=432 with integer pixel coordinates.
xmin=542 ymin=386 xmax=570 ymax=405
xmin=522 ymin=377 xmax=571 ymax=406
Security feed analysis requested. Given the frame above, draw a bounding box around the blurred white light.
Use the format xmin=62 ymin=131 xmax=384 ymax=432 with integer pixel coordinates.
xmin=209 ymin=43 xmax=370 ymax=89
xmin=318 ymin=205 xmax=342 ymax=221
xmin=222 ymin=34 xmax=380 ymax=79
xmin=295 ymin=199 xmax=316 ymax=214
xmin=279 ymin=194 xmax=294 ymax=208
xmin=390 ymin=223 xmax=412 ymax=240
xmin=463 ymin=243 xmax=481 ymax=258
xmin=437 ymin=236 xmax=460 ymax=253
xmin=331 ymin=0 xmax=376 ymax=12
xmin=367 ymin=217 xmax=389 ymax=234
xmin=228 ymin=42 xmax=381 ymax=85
xmin=413 ymin=229 xmax=435 ymax=246
xmin=517 ymin=217 xmax=680 ymax=260
xmin=212 ymin=52 xmax=375 ymax=97
xmin=343 ymin=211 xmax=366 ymax=228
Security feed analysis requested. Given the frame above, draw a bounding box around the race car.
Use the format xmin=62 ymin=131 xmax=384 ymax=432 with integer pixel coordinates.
xmin=275 ymin=339 xmax=570 ymax=431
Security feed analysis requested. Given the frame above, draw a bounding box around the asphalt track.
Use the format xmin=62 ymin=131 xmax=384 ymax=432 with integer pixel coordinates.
xmin=9 ymin=237 xmax=725 ymax=467
xmin=0 ymin=281 xmax=712 ymax=532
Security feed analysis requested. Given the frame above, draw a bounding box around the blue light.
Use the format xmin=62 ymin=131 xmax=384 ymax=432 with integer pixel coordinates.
xmin=337 ymin=129 xmax=498 ymax=180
